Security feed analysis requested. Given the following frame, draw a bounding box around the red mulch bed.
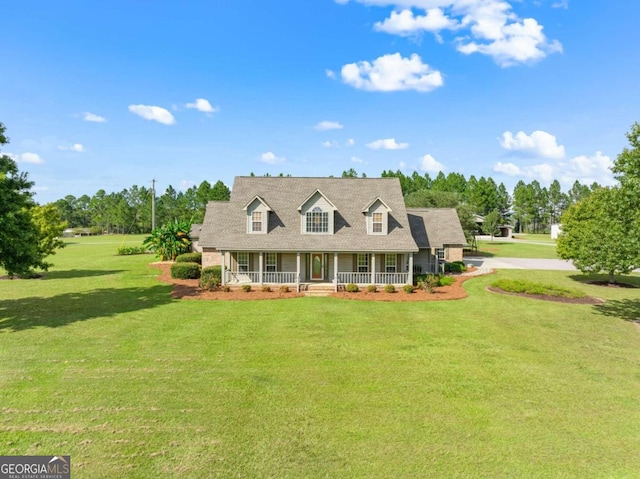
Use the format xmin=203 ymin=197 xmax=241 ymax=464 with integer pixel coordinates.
xmin=150 ymin=262 xmax=482 ymax=302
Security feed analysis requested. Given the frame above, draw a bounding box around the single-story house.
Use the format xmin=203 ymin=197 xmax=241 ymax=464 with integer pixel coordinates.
xmin=199 ymin=176 xmax=467 ymax=290
xmin=474 ymin=214 xmax=513 ymax=238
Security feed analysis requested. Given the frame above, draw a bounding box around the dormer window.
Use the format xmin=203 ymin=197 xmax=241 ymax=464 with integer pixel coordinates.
xmin=307 ymin=207 xmax=328 ymax=233
xmin=243 ymin=195 xmax=271 ymax=234
xmin=251 ymin=211 xmax=262 ymax=232
xmin=363 ymin=197 xmax=391 ymax=235
xmin=372 ymin=212 xmax=383 ymax=233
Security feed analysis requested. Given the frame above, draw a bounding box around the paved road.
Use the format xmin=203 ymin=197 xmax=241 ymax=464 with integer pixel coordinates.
xmin=464 ymin=256 xmax=578 ymax=271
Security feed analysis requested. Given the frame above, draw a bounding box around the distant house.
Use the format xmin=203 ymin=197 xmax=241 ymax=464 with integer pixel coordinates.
xmin=474 ymin=214 xmax=513 ymax=238
xmin=200 ymin=176 xmax=467 ymax=290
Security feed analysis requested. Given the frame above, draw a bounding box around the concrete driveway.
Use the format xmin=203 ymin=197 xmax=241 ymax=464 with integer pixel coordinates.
xmin=464 ymin=256 xmax=578 ymax=271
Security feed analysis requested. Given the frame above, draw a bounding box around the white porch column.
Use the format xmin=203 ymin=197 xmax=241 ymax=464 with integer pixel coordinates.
xmin=220 ymin=250 xmax=226 ymax=286
xmin=334 ymin=252 xmax=339 ymax=292
xmin=296 ymin=252 xmax=301 ymax=292
xmin=371 ymin=253 xmax=376 ymax=285
xmin=259 ymin=251 xmax=264 ymax=284
xmin=408 ymin=253 xmax=414 ymax=286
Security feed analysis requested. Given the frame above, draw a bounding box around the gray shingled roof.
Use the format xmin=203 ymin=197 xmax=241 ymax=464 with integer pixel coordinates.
xmin=407 ymin=208 xmax=468 ymax=248
xmin=200 ymin=177 xmax=419 ymax=252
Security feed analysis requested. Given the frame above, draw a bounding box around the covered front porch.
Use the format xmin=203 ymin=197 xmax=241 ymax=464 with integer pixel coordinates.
xmin=219 ymin=251 xmax=415 ymax=291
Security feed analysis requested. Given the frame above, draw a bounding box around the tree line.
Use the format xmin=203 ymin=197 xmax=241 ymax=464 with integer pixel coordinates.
xmin=54 ymin=168 xmax=600 ymax=237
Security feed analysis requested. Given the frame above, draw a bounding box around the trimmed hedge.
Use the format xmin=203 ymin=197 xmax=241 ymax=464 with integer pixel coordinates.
xmin=384 ymin=284 xmax=396 ymax=293
xmin=175 ymin=252 xmax=202 ymax=264
xmin=403 ymin=284 xmax=415 ymax=294
xmin=170 ymin=262 xmax=201 ymax=280
xmin=116 ymin=245 xmax=149 ymax=256
xmin=200 ymin=266 xmax=222 ymax=291
xmin=444 ymin=261 xmax=466 ymax=273
xmin=366 ymin=285 xmax=377 ymax=293
xmin=345 ymin=283 xmax=359 ymax=293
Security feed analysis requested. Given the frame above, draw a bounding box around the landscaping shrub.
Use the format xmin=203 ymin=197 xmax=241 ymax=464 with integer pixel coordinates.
xmin=366 ymin=285 xmax=377 ymax=293
xmin=417 ymin=274 xmax=440 ymax=293
xmin=492 ymin=279 xmax=585 ymax=298
xmin=345 ymin=283 xmax=359 ymax=293
xmin=199 ymin=266 xmax=222 ymax=291
xmin=439 ymin=276 xmax=455 ymax=286
xmin=262 ymin=285 xmax=272 ymax=292
xmin=242 ymin=284 xmax=252 ymax=292
xmin=116 ymin=245 xmax=149 ymax=255
xmin=175 ymin=252 xmax=202 ymax=264
xmin=170 ymin=262 xmax=201 ymax=280
xmin=384 ymin=284 xmax=396 ymax=293
xmin=403 ymin=284 xmax=415 ymax=294
xmin=278 ymin=285 xmax=290 ymax=293
xmin=222 ymin=285 xmax=231 ymax=292
xmin=444 ymin=262 xmax=466 ymax=273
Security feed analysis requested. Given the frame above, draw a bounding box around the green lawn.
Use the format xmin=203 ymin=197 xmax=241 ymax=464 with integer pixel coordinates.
xmin=1 ymin=237 xmax=640 ymax=478
xmin=475 ymin=239 xmax=559 ymax=258
xmin=512 ymin=233 xmax=557 ymax=244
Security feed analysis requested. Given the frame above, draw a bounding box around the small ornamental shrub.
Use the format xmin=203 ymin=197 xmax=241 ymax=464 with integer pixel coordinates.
xmin=117 ymin=245 xmax=149 ymax=255
xmin=175 ymin=252 xmax=202 ymax=264
xmin=170 ymin=262 xmax=201 ymax=280
xmin=199 ymin=266 xmax=221 ymax=291
xmin=278 ymin=285 xmax=290 ymax=293
xmin=438 ymin=276 xmax=455 ymax=286
xmin=262 ymin=285 xmax=272 ymax=292
xmin=345 ymin=283 xmax=359 ymax=293
xmin=242 ymin=284 xmax=252 ymax=292
xmin=418 ymin=274 xmax=440 ymax=293
xmin=366 ymin=284 xmax=377 ymax=293
xmin=384 ymin=284 xmax=396 ymax=293
xmin=444 ymin=262 xmax=465 ymax=273
xmin=222 ymin=285 xmax=231 ymax=292
xmin=403 ymin=284 xmax=415 ymax=294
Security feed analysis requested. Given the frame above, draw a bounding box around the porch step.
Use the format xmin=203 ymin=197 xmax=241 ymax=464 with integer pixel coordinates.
xmin=302 ymin=283 xmax=335 ymax=297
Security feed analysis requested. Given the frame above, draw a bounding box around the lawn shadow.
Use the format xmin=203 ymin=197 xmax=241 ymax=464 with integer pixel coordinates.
xmin=42 ymin=269 xmax=126 ymax=280
xmin=0 ymin=285 xmax=173 ymax=332
xmin=593 ymin=299 xmax=640 ymax=323
xmin=568 ymin=274 xmax=640 ymax=288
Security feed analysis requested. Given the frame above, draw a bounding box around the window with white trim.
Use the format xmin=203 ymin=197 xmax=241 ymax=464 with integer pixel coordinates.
xmin=385 ymin=254 xmax=397 ymax=273
xmin=357 ymin=254 xmax=369 ymax=273
xmin=436 ymin=248 xmax=445 ymax=261
xmin=237 ymin=252 xmax=249 ymax=272
xmin=372 ymin=212 xmax=383 ymax=233
xmin=251 ymin=211 xmax=262 ymax=232
xmin=265 ymin=252 xmax=277 ymax=272
xmin=306 ymin=207 xmax=329 ymax=233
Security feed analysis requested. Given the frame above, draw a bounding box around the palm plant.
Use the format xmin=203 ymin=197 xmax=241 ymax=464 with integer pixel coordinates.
xmin=143 ymin=219 xmax=192 ymax=261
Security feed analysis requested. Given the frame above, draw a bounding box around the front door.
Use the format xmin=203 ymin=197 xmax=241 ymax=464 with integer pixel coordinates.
xmin=311 ymin=253 xmax=324 ymax=280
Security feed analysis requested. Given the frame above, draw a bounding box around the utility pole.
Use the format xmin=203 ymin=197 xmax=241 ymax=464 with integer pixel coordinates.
xmin=151 ymin=178 xmax=156 ymax=231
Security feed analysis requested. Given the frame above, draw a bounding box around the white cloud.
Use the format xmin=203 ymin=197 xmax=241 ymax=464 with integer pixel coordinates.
xmin=325 ymin=69 xmax=337 ymax=79
xmin=351 ymin=156 xmax=365 ymax=164
xmin=83 ymin=112 xmax=106 ymax=123
xmin=344 ymin=0 xmax=562 ymax=67
xmin=179 ymin=180 xmax=196 ymax=190
xmin=418 ymin=153 xmax=444 ymax=173
xmin=366 ymin=138 xmax=409 ymax=150
xmin=374 ymin=8 xmax=459 ymax=38
xmin=492 ymin=151 xmax=614 ymax=185
xmin=500 ymin=130 xmax=565 ymax=159
xmin=322 ymin=140 xmax=339 ymax=148
xmin=346 ymin=138 xmax=355 ymax=146
xmin=315 ymin=120 xmax=344 ymax=131
xmin=260 ymin=151 xmax=286 ymax=164
xmin=8 ymin=152 xmax=44 ymax=164
xmin=341 ymin=53 xmax=443 ymax=92
xmin=58 ymin=143 xmax=85 ymax=152
xmin=128 ymin=104 xmax=175 ymax=125
xmin=185 ymin=98 xmax=218 ymax=114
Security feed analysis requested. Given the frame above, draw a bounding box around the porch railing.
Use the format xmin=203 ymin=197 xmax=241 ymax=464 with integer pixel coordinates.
xmin=225 ymin=271 xmax=297 ymax=284
xmin=375 ymin=272 xmax=409 ymax=284
xmin=337 ymin=272 xmax=409 ymax=285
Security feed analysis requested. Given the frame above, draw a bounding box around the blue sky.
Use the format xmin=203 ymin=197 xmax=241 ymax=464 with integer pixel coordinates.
xmin=2 ymin=0 xmax=639 ymax=203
